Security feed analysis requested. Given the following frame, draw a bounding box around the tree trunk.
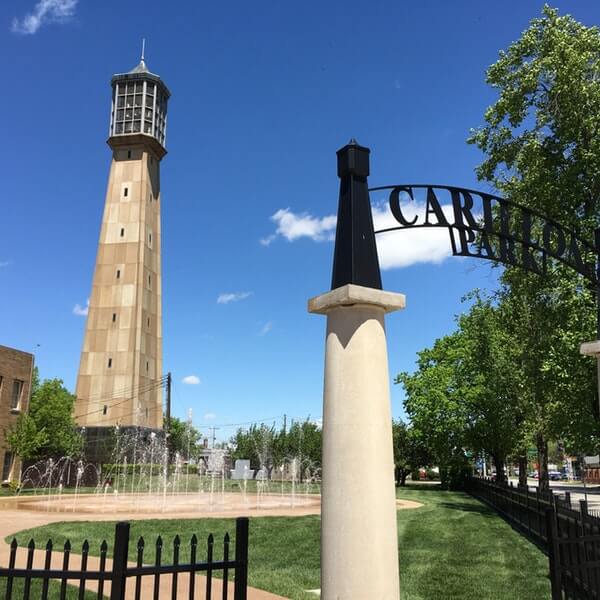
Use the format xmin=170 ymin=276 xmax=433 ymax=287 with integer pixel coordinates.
xmin=400 ymin=469 xmax=408 ymax=487
xmin=493 ymin=454 xmax=506 ymax=484
xmin=537 ymin=433 xmax=550 ymax=494
xmin=518 ymin=454 xmax=528 ymax=488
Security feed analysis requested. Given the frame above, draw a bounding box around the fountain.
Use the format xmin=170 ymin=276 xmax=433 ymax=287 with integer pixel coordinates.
xmin=8 ymin=420 xmax=321 ymax=515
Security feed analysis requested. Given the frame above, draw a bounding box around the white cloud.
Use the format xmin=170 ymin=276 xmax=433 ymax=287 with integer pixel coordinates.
xmin=12 ymin=0 xmax=78 ymax=35
xmin=260 ymin=208 xmax=336 ymax=245
xmin=261 ymin=195 xmax=467 ymax=270
xmin=217 ymin=291 xmax=252 ymax=304
xmin=259 ymin=321 xmax=273 ymax=336
xmin=203 ymin=412 xmax=216 ymax=420
xmin=371 ymin=199 xmax=455 ymax=270
xmin=73 ymin=299 xmax=89 ymax=316
xmin=182 ymin=375 xmax=201 ymax=385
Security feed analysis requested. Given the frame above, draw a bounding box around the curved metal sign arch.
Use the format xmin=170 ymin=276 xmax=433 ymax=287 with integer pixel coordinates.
xmin=369 ymin=184 xmax=600 ymax=285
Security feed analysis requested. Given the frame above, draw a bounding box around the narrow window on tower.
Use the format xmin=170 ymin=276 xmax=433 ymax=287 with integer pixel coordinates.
xmin=147 ymin=317 xmax=150 ymax=328
xmin=124 ymin=187 xmax=128 ymax=197
xmin=112 ymin=313 xmax=117 ymax=323
xmin=146 ymin=361 xmax=149 ymax=372
xmin=127 ymin=150 xmax=132 ymax=159
xmin=116 ymin=269 xmax=121 ymax=279
xmin=120 ymin=228 xmax=125 ymax=237
xmin=148 ymin=274 xmax=152 ymax=289
xmin=103 ymin=405 xmax=108 ymax=415
xmin=148 ymin=232 xmax=152 ymax=246
xmin=108 ymin=358 xmax=112 ymax=368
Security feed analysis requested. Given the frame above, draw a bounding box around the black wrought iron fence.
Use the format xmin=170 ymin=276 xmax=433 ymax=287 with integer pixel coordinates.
xmin=0 ymin=517 xmax=249 ymax=600
xmin=468 ymin=477 xmax=600 ymax=599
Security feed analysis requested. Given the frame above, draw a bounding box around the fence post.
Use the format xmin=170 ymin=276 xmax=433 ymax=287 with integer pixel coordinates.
xmin=546 ymin=508 xmax=562 ymax=600
xmin=234 ymin=517 xmax=249 ymax=600
xmin=565 ymin=491 xmax=571 ymax=509
xmin=110 ymin=522 xmax=130 ymax=600
xmin=580 ymin=499 xmax=588 ymax=519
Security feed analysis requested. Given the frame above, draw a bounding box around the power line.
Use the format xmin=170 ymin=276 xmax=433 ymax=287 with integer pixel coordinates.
xmin=77 ymin=375 xmax=168 ymax=402
xmin=73 ymin=379 xmax=166 ymax=419
xmin=73 ymin=379 xmax=167 ymax=420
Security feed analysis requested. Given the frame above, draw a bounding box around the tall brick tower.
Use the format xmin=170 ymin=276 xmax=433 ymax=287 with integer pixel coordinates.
xmin=75 ymin=52 xmax=170 ymax=431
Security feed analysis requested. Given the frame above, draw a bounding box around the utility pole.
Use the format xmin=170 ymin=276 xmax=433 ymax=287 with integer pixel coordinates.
xmin=165 ymin=372 xmax=172 ymax=428
xmin=165 ymin=372 xmax=172 ymax=459
xmin=209 ymin=427 xmax=220 ymax=449
xmin=283 ymin=414 xmax=287 ymax=434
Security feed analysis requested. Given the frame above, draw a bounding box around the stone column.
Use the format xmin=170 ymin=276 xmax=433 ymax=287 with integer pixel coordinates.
xmin=580 ymin=340 xmax=600 ymax=414
xmin=309 ymin=283 xmax=404 ymax=600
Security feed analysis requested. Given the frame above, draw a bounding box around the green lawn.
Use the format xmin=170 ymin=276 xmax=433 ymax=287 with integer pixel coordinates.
xmin=6 ymin=485 xmax=551 ymax=599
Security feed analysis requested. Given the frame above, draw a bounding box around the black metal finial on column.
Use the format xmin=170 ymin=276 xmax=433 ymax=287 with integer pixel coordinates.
xmin=331 ymin=139 xmax=382 ymax=290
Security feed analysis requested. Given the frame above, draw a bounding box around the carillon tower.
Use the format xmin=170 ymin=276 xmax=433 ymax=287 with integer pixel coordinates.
xmin=75 ymin=50 xmax=170 ymax=430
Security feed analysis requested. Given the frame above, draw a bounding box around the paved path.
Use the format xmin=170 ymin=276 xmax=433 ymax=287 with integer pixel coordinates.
xmin=0 ymin=495 xmax=421 ymax=599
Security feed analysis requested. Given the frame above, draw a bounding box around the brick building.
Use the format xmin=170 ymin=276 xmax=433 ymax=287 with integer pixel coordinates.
xmin=0 ymin=345 xmax=34 ymax=483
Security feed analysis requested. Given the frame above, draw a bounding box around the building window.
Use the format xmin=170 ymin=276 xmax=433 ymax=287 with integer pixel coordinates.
xmin=148 ymin=274 xmax=152 ymax=288
xmin=120 ymin=228 xmax=125 ymax=237
xmin=116 ymin=269 xmax=121 ymax=279
xmin=108 ymin=358 xmax=112 ymax=368
xmin=112 ymin=313 xmax=117 ymax=323
xmin=2 ymin=452 xmax=12 ymax=481
xmin=127 ymin=150 xmax=132 ymax=159
xmin=11 ymin=380 xmax=23 ymax=410
xmin=124 ymin=187 xmax=128 ymax=197
xmin=147 ymin=317 xmax=150 ymax=328
xmin=103 ymin=405 xmax=108 ymax=415
xmin=148 ymin=232 xmax=152 ymax=246
xmin=146 ymin=361 xmax=149 ymax=372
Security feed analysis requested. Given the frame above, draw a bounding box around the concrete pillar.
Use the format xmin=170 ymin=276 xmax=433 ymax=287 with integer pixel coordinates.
xmin=309 ymin=283 xmax=405 ymax=600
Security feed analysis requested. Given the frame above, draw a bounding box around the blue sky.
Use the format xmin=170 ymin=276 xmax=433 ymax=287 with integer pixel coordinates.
xmin=2 ymin=1 xmax=600 ymax=442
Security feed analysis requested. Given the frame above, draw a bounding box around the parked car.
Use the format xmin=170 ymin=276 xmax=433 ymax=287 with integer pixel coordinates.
xmin=549 ymin=470 xmax=562 ymax=481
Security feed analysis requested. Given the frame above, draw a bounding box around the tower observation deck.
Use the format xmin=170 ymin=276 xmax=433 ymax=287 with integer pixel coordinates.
xmin=75 ymin=54 xmax=170 ymax=431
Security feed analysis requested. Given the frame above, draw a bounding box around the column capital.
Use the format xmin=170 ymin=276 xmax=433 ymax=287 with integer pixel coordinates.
xmin=308 ymin=283 xmax=405 ymax=315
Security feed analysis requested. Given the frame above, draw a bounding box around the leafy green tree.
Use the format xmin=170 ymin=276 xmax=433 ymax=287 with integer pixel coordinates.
xmin=285 ymin=420 xmax=322 ymax=479
xmin=392 ymin=420 xmax=431 ymax=486
xmin=229 ymin=419 xmax=322 ymax=481
xmin=454 ymin=295 xmax=525 ymax=484
xmin=5 ymin=413 xmax=48 ymax=461
xmin=468 ymin=5 xmax=600 ymax=491
xmin=165 ymin=416 xmax=202 ymax=460
xmin=229 ymin=424 xmax=278 ymax=476
xmin=5 ymin=371 xmax=82 ymax=460
xmin=397 ymin=333 xmax=473 ymax=489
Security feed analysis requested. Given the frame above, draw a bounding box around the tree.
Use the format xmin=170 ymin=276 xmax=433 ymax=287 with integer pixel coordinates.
xmin=397 ymin=333 xmax=473 ymax=489
xmin=468 ymin=5 xmax=600 ymax=491
xmin=5 ymin=413 xmax=48 ymax=461
xmin=392 ymin=420 xmax=431 ymax=486
xmin=165 ymin=416 xmax=202 ymax=460
xmin=228 ymin=419 xmax=322 ymax=480
xmin=5 ymin=370 xmax=82 ymax=461
xmin=454 ymin=295 xmax=525 ymax=484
